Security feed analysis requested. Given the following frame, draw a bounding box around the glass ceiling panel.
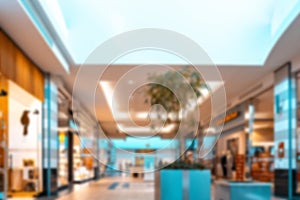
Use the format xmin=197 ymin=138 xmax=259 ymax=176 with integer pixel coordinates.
xmin=28 ymin=0 xmax=300 ymax=65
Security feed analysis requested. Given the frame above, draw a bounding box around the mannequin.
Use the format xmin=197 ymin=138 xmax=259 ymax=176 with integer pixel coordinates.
xmin=220 ymin=151 xmax=227 ymax=178
xmin=216 ymin=153 xmax=223 ymax=178
xmin=226 ymin=150 xmax=233 ymax=179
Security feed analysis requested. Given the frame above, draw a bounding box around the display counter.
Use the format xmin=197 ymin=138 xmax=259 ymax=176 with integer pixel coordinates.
xmin=251 ymin=152 xmax=274 ymax=182
xmin=214 ymin=180 xmax=271 ymax=200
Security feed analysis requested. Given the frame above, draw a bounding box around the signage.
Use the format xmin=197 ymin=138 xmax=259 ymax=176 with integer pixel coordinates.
xmin=278 ymin=142 xmax=285 ymax=158
xmin=217 ymin=111 xmax=239 ymax=125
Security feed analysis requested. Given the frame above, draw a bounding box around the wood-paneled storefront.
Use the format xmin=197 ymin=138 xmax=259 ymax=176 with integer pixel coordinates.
xmin=0 ymin=30 xmax=44 ymax=101
xmin=0 ymin=30 xmax=44 ymax=188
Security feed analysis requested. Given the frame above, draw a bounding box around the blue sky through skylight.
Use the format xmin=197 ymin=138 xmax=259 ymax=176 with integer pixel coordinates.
xmin=33 ymin=0 xmax=300 ymax=66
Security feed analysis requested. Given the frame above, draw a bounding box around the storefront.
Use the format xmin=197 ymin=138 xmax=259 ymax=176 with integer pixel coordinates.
xmin=209 ymin=90 xmax=275 ymax=182
xmin=57 ymin=89 xmax=73 ymax=189
xmin=98 ymin=137 xmax=109 ymax=177
xmin=58 ymin=131 xmax=70 ymax=188
xmin=213 ymin=104 xmax=247 ymax=180
xmin=73 ymin=134 xmax=95 ymax=182
xmin=248 ymin=89 xmax=274 ymax=182
xmin=0 ymin=31 xmax=44 ymax=198
xmin=71 ymin=105 xmax=98 ymax=183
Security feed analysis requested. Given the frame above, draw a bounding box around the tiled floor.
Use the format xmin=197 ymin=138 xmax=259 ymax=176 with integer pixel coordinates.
xmin=56 ymin=176 xmax=154 ymax=200
xmin=56 ymin=177 xmax=287 ymax=200
xmin=7 ymin=176 xmax=291 ymax=200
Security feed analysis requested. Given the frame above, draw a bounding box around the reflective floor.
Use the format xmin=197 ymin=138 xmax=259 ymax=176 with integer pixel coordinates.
xmin=8 ymin=176 xmax=289 ymax=200
xmin=57 ymin=177 xmax=154 ymax=200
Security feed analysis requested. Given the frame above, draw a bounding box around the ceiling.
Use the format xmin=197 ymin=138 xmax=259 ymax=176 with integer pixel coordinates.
xmin=65 ymin=65 xmax=275 ymax=137
xmin=1 ymin=0 xmax=300 ymax=138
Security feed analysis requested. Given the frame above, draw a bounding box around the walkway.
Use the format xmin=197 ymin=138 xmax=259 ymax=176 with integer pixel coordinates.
xmin=57 ymin=176 xmax=154 ymax=200
xmin=8 ymin=176 xmax=289 ymax=200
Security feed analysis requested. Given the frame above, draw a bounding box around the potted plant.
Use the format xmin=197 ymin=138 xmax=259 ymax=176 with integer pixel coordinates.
xmin=147 ymin=68 xmax=211 ymax=199
xmin=155 ymin=159 xmax=211 ymax=200
xmin=145 ymin=67 xmax=208 ymax=125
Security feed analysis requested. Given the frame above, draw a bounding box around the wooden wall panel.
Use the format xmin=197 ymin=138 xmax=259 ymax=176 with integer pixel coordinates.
xmin=0 ymin=31 xmax=44 ymax=101
xmin=15 ymin=49 xmax=33 ymax=94
xmin=0 ymin=32 xmax=16 ymax=79
xmin=33 ymin=67 xmax=44 ymax=101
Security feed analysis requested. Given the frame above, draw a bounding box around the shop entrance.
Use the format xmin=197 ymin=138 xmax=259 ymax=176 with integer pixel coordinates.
xmin=248 ymin=89 xmax=274 ymax=183
xmin=58 ymin=131 xmax=72 ymax=188
xmin=213 ymin=88 xmax=274 ymax=182
xmin=73 ymin=134 xmax=95 ymax=183
xmin=6 ymin=81 xmax=43 ymax=198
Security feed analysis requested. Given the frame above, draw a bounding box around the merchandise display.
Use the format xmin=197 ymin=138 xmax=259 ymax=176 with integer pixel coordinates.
xmin=73 ymin=136 xmax=94 ymax=182
xmin=251 ymin=152 xmax=274 ymax=182
xmin=58 ymin=132 xmax=69 ymax=187
xmin=8 ymin=159 xmax=39 ymax=193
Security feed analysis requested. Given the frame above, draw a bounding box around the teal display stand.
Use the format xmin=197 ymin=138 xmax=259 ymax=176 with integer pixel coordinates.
xmin=215 ymin=181 xmax=272 ymax=200
xmin=160 ymin=170 xmax=211 ymax=200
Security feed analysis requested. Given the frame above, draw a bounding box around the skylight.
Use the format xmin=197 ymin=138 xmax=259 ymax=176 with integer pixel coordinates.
xmin=23 ymin=0 xmax=300 ymax=66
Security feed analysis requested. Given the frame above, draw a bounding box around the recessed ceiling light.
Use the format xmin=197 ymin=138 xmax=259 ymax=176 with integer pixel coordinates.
xmin=128 ymin=80 xmax=134 ymax=85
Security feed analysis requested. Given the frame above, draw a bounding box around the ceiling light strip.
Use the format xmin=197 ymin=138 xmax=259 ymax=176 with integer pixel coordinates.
xmin=19 ymin=0 xmax=73 ymax=73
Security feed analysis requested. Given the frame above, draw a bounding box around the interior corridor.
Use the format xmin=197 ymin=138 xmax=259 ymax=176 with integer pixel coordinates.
xmin=56 ymin=177 xmax=154 ymax=200
xmin=20 ymin=176 xmax=286 ymax=200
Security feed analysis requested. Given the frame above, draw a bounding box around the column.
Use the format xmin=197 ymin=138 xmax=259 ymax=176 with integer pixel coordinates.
xmin=42 ymin=74 xmax=58 ymax=196
xmin=274 ymin=63 xmax=297 ymax=198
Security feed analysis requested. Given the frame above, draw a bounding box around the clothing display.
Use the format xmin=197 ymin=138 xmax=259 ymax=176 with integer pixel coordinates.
xmin=221 ymin=155 xmax=227 ymax=177
xmin=216 ymin=162 xmax=223 ymax=178
xmin=226 ymin=153 xmax=233 ymax=179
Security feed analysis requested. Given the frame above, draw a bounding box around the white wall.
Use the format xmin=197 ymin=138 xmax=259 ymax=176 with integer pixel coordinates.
xmin=8 ymin=81 xmax=42 ymax=169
